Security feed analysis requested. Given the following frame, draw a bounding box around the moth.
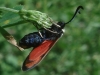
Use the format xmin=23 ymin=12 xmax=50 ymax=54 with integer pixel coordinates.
xmin=19 ymin=6 xmax=83 ymax=71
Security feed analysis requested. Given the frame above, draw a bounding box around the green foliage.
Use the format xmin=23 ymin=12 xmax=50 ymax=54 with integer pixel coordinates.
xmin=19 ymin=9 xmax=52 ymax=28
xmin=0 ymin=0 xmax=100 ymax=75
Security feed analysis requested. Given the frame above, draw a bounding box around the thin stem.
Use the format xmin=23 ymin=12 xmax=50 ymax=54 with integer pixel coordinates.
xmin=2 ymin=20 xmax=27 ymax=28
xmin=0 ymin=7 xmax=19 ymax=13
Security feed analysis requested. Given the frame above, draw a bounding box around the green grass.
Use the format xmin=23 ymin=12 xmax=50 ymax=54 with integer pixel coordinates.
xmin=0 ymin=0 xmax=100 ymax=75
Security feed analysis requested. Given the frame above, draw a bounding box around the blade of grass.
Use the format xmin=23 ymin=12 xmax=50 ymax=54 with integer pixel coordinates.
xmin=0 ymin=7 xmax=19 ymax=13
xmin=2 ymin=20 xmax=27 ymax=28
xmin=0 ymin=26 xmax=24 ymax=51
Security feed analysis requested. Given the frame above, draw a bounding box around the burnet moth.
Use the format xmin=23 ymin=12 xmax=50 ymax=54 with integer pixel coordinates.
xmin=19 ymin=6 xmax=84 ymax=71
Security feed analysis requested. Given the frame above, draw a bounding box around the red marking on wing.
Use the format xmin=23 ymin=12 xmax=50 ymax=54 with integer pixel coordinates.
xmin=22 ymin=40 xmax=58 ymax=71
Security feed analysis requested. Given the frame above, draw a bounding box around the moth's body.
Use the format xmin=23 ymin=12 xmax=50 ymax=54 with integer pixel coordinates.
xmin=19 ymin=22 xmax=65 ymax=49
xmin=18 ymin=22 xmax=65 ymax=71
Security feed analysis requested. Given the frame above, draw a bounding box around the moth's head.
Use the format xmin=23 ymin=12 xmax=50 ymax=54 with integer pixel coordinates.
xmin=57 ymin=21 xmax=66 ymax=29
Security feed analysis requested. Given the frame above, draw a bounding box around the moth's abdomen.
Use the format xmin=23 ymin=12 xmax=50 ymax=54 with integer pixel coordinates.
xmin=19 ymin=32 xmax=45 ymax=49
xmin=18 ymin=28 xmax=61 ymax=49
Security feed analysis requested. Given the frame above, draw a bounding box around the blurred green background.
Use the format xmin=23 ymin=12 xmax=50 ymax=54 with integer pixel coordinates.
xmin=0 ymin=0 xmax=100 ymax=75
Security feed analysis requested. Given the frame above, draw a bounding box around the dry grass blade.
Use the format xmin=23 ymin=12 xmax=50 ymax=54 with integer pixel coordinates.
xmin=0 ymin=26 xmax=24 ymax=51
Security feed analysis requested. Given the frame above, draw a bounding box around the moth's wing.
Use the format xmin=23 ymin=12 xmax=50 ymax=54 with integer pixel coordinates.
xmin=22 ymin=39 xmax=58 ymax=71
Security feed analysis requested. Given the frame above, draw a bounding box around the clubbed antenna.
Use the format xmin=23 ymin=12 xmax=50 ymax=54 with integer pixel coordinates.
xmin=65 ymin=6 xmax=84 ymax=24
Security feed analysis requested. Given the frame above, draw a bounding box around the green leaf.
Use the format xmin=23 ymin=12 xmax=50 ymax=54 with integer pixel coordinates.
xmin=0 ymin=6 xmax=22 ymax=26
xmin=2 ymin=20 xmax=27 ymax=28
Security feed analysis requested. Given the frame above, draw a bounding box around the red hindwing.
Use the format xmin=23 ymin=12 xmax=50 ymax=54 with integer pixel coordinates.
xmin=22 ymin=39 xmax=58 ymax=71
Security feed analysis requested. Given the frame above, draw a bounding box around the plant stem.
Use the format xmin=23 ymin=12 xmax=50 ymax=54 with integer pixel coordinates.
xmin=0 ymin=7 xmax=19 ymax=13
xmin=2 ymin=20 xmax=27 ymax=28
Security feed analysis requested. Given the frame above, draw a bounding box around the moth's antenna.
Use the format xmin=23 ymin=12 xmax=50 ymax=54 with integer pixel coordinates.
xmin=65 ymin=6 xmax=84 ymax=24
